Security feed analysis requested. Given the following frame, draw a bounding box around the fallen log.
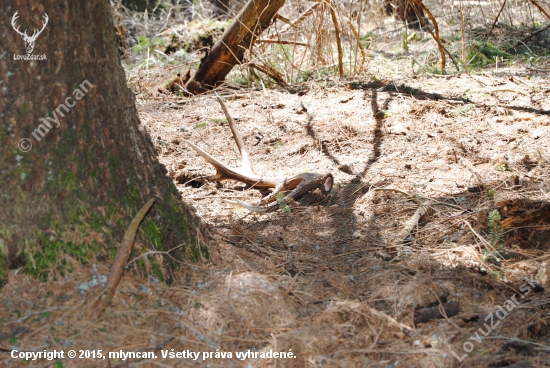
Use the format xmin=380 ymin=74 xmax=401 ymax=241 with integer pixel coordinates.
xmin=185 ymin=0 xmax=286 ymax=94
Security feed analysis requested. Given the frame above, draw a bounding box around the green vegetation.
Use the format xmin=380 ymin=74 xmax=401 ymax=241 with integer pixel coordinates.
xmin=276 ymin=192 xmax=291 ymax=214
xmin=143 ymin=220 xmax=163 ymax=250
xmin=488 ymin=209 xmax=503 ymax=247
xmin=496 ymin=163 xmax=508 ymax=172
xmin=133 ymin=35 xmax=164 ymax=55
xmin=482 ymin=210 xmax=515 ymax=265
xmin=208 ymin=117 xmax=227 ymax=124
xmin=24 ymin=233 xmax=100 ymax=282
xmin=467 ymin=42 xmax=512 ymax=68
xmin=361 ymin=32 xmax=376 ymax=49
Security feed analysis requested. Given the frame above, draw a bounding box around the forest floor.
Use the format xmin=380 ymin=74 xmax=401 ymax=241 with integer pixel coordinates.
xmin=138 ymin=59 xmax=550 ymax=368
xmin=3 ymin=52 xmax=550 ymax=368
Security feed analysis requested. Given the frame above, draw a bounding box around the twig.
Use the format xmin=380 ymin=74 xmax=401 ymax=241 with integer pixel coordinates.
xmin=347 ymin=20 xmax=367 ymax=73
xmin=410 ymin=0 xmax=444 ymax=70
xmin=485 ymin=0 xmax=507 ymax=43
xmin=125 ymin=243 xmax=186 ymax=267
xmin=409 ymin=0 xmax=459 ymax=71
xmin=462 ymin=220 xmax=505 ymax=260
xmin=91 ymin=199 xmax=155 ymax=319
xmin=459 ymin=0 xmax=468 ymax=74
xmin=373 ymin=188 xmax=465 ymax=210
xmin=256 ymin=39 xmax=308 ymax=46
xmin=327 ymin=0 xmax=344 ymax=76
xmin=395 ymin=199 xmax=434 ymax=244
xmin=278 ymin=2 xmax=320 ymax=33
xmin=528 ymin=0 xmax=550 ymax=21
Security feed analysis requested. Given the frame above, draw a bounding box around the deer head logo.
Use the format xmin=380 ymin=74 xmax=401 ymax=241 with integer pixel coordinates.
xmin=11 ymin=11 xmax=49 ymax=54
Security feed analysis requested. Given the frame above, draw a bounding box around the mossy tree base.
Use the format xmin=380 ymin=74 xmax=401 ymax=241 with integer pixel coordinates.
xmin=0 ymin=0 xmax=214 ymax=285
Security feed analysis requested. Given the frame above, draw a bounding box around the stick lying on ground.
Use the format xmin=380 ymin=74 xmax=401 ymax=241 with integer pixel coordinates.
xmin=186 ymin=96 xmax=333 ymax=212
xmin=92 ymin=199 xmax=155 ymax=319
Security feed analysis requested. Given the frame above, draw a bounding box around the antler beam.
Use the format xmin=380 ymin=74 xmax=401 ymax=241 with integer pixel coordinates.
xmin=186 ymin=96 xmax=333 ymax=212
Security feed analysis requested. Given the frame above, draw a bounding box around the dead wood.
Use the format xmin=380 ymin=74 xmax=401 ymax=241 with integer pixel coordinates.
xmin=414 ymin=294 xmax=459 ymax=324
xmin=92 ymin=199 xmax=155 ymax=320
xmin=248 ymin=62 xmax=287 ymax=87
xmin=186 ymin=97 xmax=333 ymax=212
xmin=158 ymin=70 xmax=191 ymax=94
xmin=397 ymin=200 xmax=434 ymax=243
xmin=485 ymin=0 xmax=507 ymax=43
xmin=528 ymin=0 xmax=550 ymax=21
xmin=184 ymin=0 xmax=286 ymax=94
xmin=256 ymin=39 xmax=309 ymax=47
xmin=373 ymin=188 xmax=438 ymax=254
xmin=408 ymin=0 xmax=458 ymax=71
xmin=500 ymin=203 xmax=550 ymax=229
xmin=384 ymin=199 xmax=434 ymax=254
xmin=327 ymin=0 xmax=344 ymax=77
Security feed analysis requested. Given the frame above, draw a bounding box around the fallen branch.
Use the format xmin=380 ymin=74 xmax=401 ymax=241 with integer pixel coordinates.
xmin=414 ymin=294 xmax=459 ymax=324
xmin=373 ymin=188 xmax=465 ymax=210
xmin=248 ymin=62 xmax=287 ymax=87
xmin=256 ymin=39 xmax=308 ymax=46
xmin=184 ymin=0 xmax=286 ymax=94
xmin=396 ymin=199 xmax=434 ymax=244
xmin=91 ymin=199 xmax=155 ymax=319
xmin=500 ymin=203 xmax=550 ymax=228
xmin=187 ymin=96 xmax=333 ymax=212
xmin=278 ymin=2 xmax=321 ymax=33
xmin=372 ymin=188 xmax=436 ymax=253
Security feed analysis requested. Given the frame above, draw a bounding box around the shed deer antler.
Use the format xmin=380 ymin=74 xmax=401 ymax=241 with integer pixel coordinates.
xmin=11 ymin=11 xmax=49 ymax=54
xmin=186 ymin=96 xmax=333 ymax=212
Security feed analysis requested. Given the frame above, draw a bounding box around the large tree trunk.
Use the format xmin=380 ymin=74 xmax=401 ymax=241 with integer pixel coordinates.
xmin=185 ymin=0 xmax=286 ymax=94
xmin=0 ymin=0 xmax=213 ymax=287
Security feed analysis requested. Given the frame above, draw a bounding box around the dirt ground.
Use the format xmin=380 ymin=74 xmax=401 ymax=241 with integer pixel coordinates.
xmin=2 ymin=58 xmax=550 ymax=367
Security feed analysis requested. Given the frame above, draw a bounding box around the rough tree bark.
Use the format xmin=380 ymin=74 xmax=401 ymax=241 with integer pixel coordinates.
xmin=0 ymin=0 xmax=213 ymax=287
xmin=185 ymin=0 xmax=286 ymax=94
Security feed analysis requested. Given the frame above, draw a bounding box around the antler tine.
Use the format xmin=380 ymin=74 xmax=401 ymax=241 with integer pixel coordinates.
xmin=185 ymin=140 xmax=279 ymax=188
xmin=223 ymin=199 xmax=269 ymax=213
xmin=186 ymin=140 xmax=233 ymax=174
xmin=215 ymin=94 xmax=254 ymax=175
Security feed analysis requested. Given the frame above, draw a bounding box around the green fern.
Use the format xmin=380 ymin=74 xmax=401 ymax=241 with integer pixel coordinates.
xmin=483 ymin=209 xmax=515 ymax=263
xmin=488 ymin=209 xmax=502 ymax=247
